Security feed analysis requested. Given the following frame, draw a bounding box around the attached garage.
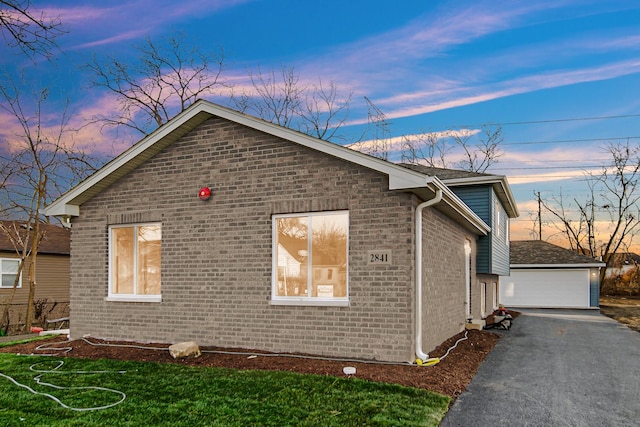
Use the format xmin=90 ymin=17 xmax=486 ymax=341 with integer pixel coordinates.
xmin=500 ymin=241 xmax=605 ymax=309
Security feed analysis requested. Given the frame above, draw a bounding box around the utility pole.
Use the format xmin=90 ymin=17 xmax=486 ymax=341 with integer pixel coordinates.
xmin=537 ymin=191 xmax=542 ymax=240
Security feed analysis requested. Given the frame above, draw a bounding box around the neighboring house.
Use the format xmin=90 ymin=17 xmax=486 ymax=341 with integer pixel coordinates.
xmin=44 ymin=100 xmax=518 ymax=363
xmin=0 ymin=221 xmax=70 ymax=328
xmin=499 ymin=240 xmax=605 ymax=309
xmin=402 ymin=165 xmax=518 ymax=318
xmin=605 ymin=252 xmax=640 ymax=278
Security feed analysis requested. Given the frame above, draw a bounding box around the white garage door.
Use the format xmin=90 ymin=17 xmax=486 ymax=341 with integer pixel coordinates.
xmin=500 ymin=269 xmax=590 ymax=308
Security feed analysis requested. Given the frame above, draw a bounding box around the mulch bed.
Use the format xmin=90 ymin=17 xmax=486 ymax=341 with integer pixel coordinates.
xmin=0 ymin=328 xmax=501 ymax=398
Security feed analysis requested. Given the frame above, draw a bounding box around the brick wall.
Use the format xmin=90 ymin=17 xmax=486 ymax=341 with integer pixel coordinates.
xmin=70 ymin=116 xmax=478 ymax=362
xmin=419 ymin=203 xmax=479 ymax=354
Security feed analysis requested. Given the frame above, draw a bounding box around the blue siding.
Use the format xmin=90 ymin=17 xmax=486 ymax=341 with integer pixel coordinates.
xmin=491 ymin=191 xmax=510 ymax=275
xmin=589 ymin=268 xmax=600 ymax=307
xmin=451 ymin=186 xmax=510 ymax=275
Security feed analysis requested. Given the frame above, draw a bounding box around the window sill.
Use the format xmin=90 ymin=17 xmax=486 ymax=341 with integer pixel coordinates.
xmin=270 ymin=298 xmax=350 ymax=307
xmin=104 ymin=296 xmax=162 ymax=303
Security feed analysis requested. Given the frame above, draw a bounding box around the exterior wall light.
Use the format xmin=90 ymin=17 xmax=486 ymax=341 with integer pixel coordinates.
xmin=198 ymin=187 xmax=211 ymax=201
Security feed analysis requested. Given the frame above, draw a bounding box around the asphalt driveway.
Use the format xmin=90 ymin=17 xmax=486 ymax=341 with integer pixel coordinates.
xmin=441 ymin=309 xmax=640 ymax=426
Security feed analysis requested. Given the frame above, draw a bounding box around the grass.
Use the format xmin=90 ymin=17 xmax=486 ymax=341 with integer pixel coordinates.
xmin=0 ymin=353 xmax=449 ymax=426
xmin=600 ymin=295 xmax=640 ymax=333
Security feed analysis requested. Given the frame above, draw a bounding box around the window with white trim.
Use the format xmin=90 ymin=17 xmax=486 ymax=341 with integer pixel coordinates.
xmin=108 ymin=223 xmax=161 ymax=301
xmin=272 ymin=211 xmax=348 ymax=305
xmin=0 ymin=258 xmax=21 ymax=288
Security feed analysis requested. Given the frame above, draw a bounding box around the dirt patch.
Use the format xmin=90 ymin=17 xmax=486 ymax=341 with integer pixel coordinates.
xmin=0 ymin=328 xmax=501 ymax=398
xmin=600 ymin=295 xmax=640 ymax=333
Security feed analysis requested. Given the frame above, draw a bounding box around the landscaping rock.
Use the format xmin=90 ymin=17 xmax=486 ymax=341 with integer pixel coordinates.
xmin=168 ymin=341 xmax=201 ymax=359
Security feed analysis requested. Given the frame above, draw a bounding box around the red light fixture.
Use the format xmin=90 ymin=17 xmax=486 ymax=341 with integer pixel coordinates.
xmin=198 ymin=187 xmax=211 ymax=201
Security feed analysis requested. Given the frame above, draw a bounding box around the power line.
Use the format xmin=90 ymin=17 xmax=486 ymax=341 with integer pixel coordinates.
xmin=505 ymin=158 xmax=610 ymax=163
xmin=503 ymin=136 xmax=640 ymax=146
xmin=494 ymin=165 xmax=612 ymax=170
xmin=460 ymin=114 xmax=640 ymax=128
xmin=505 ymin=175 xmax=604 ymax=180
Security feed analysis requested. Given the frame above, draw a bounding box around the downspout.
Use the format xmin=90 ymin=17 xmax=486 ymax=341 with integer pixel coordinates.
xmin=415 ymin=187 xmax=443 ymax=362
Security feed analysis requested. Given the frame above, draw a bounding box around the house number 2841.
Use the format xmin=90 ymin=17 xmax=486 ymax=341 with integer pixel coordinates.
xmin=368 ymin=250 xmax=392 ymax=265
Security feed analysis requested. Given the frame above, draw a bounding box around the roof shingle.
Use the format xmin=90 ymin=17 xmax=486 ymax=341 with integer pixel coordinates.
xmin=510 ymin=240 xmax=602 ymax=265
xmin=0 ymin=221 xmax=70 ymax=255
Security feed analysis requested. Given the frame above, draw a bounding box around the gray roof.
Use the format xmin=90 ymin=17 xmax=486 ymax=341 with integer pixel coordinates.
xmin=400 ymin=164 xmax=493 ymax=180
xmin=510 ymin=240 xmax=604 ymax=267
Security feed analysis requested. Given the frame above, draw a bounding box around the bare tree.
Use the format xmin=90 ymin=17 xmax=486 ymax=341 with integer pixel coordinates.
xmin=451 ymin=126 xmax=504 ymax=172
xmin=231 ymin=66 xmax=351 ymax=142
xmin=299 ymin=80 xmax=351 ymax=141
xmin=541 ymin=140 xmax=640 ymax=287
xmin=0 ymin=221 xmax=30 ymax=332
xmin=541 ymin=187 xmax=591 ymax=253
xmin=0 ymin=77 xmax=96 ymax=330
xmin=84 ymin=33 xmax=226 ymax=136
xmin=232 ymin=66 xmax=303 ymax=129
xmin=0 ymin=0 xmax=64 ymax=59
xmin=401 ymin=125 xmax=504 ymax=172
xmin=400 ymin=131 xmax=452 ymax=168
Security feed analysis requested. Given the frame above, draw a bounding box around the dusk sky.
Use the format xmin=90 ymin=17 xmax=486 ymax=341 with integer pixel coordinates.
xmin=2 ymin=1 xmax=640 ymax=245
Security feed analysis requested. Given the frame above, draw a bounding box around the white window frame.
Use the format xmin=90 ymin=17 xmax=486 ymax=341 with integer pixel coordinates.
xmin=0 ymin=258 xmax=22 ymax=289
xmin=106 ymin=223 xmax=162 ymax=303
xmin=271 ymin=211 xmax=349 ymax=307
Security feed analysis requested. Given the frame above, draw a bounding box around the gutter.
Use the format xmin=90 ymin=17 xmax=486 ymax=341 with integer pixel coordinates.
xmin=415 ymin=183 xmax=443 ymax=362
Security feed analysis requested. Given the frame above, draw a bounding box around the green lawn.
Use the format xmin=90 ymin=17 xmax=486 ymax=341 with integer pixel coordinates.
xmin=0 ymin=353 xmax=449 ymax=426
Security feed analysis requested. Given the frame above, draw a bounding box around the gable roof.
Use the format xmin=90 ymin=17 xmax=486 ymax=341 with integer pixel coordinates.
xmin=0 ymin=220 xmax=70 ymax=255
xmin=43 ymin=100 xmax=490 ymax=236
xmin=401 ymin=164 xmax=519 ymax=218
xmin=510 ymin=240 xmax=605 ymax=268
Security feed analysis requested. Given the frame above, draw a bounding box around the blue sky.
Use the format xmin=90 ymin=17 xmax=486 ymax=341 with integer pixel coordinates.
xmin=2 ymin=0 xmax=640 ymax=242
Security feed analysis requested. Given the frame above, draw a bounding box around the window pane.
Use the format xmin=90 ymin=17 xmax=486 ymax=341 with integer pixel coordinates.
xmin=137 ymin=225 xmax=161 ymax=295
xmin=112 ymin=227 xmax=134 ymax=294
xmin=311 ymin=213 xmax=348 ymax=298
xmin=2 ymin=274 xmax=18 ymax=288
xmin=2 ymin=259 xmax=19 ymax=274
xmin=1 ymin=260 xmax=20 ymax=288
xmin=275 ymin=217 xmax=308 ymax=297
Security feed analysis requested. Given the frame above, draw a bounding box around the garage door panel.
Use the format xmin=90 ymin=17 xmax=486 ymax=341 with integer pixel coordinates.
xmin=500 ymin=269 xmax=589 ymax=308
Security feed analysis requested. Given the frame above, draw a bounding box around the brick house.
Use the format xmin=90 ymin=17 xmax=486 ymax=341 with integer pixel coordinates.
xmin=44 ymin=100 xmax=518 ymax=362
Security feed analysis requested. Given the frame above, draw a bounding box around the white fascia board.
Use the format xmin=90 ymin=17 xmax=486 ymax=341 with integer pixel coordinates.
xmin=42 ymin=99 xmax=490 ymax=237
xmin=511 ymin=263 xmax=606 ymax=269
xmin=390 ymin=174 xmax=490 ymax=235
xmin=45 ymin=100 xmax=437 ymax=218
xmin=44 ymin=104 xmax=206 ymax=217
xmin=197 ymin=102 xmax=430 ymax=184
xmin=42 ymin=203 xmax=79 ymax=217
